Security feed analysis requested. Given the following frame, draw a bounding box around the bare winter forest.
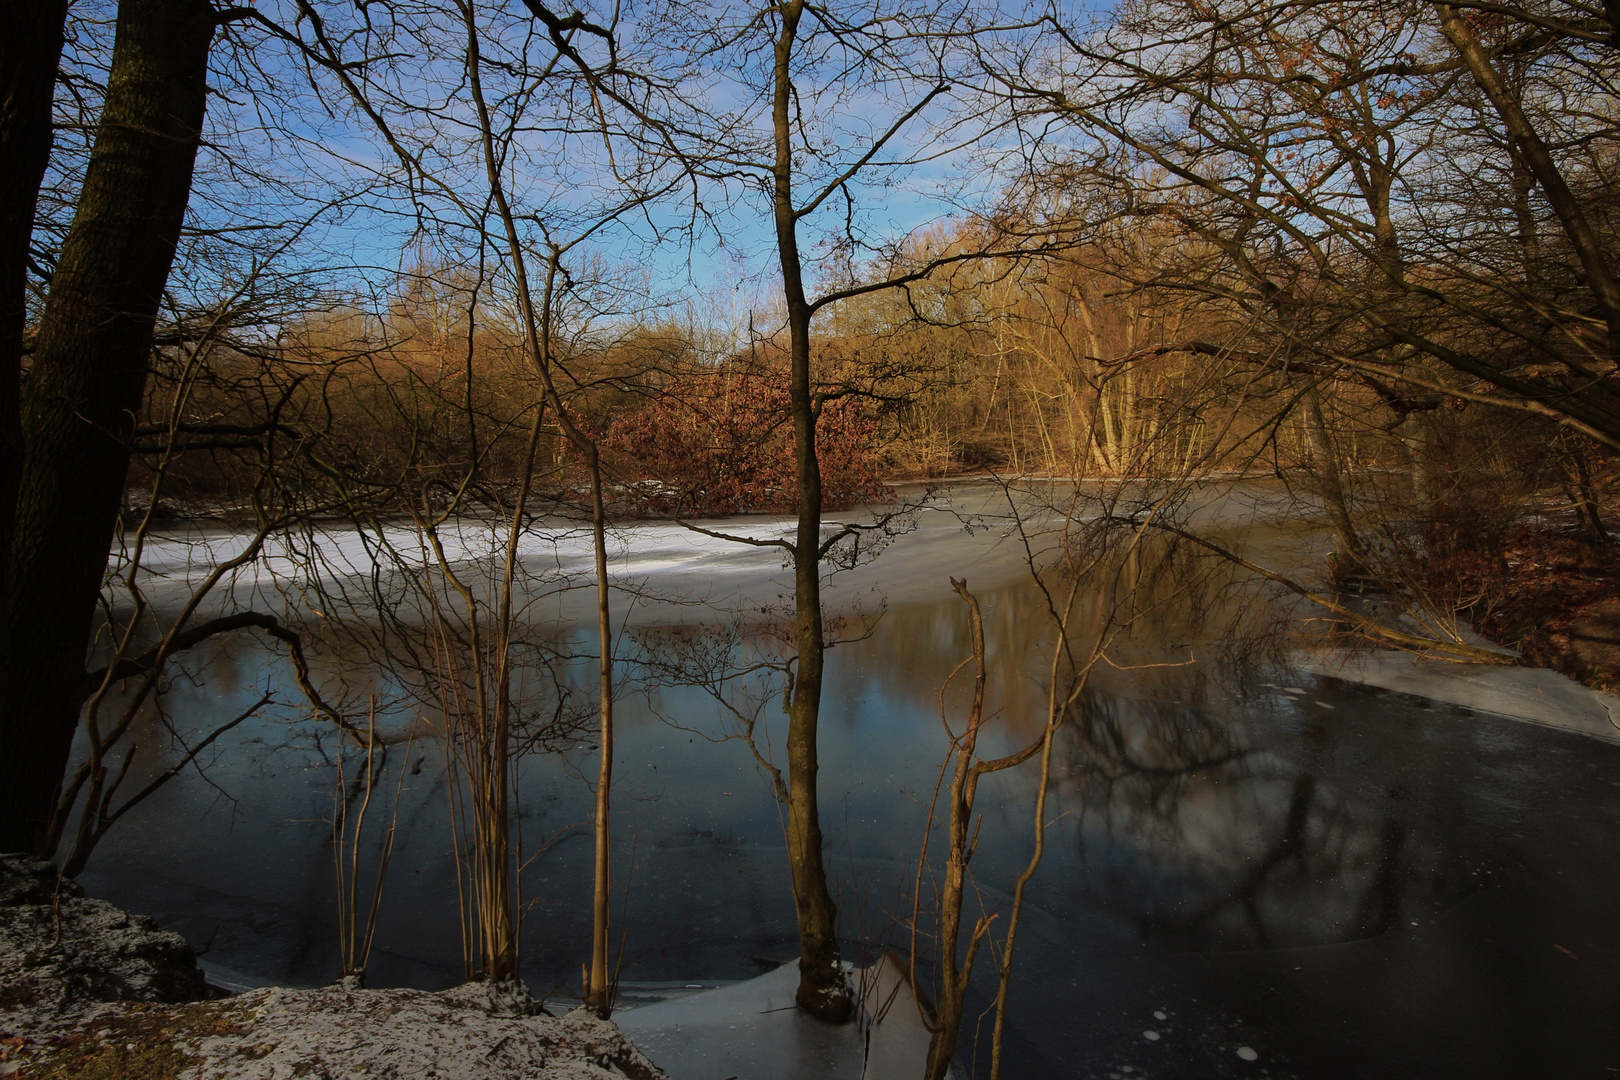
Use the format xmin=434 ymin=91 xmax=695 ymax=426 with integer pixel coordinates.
xmin=4 ymin=0 xmax=1620 ymax=1077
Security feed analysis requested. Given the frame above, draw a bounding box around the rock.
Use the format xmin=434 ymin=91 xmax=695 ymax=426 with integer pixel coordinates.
xmin=438 ymin=975 xmax=543 ymax=1017
xmin=179 ymin=987 xmax=668 ymax=1080
xmin=5 ymin=984 xmax=668 ymax=1080
xmin=0 ymin=857 xmax=668 ymax=1080
xmin=0 ymin=854 xmax=82 ymax=906
xmin=0 ymin=853 xmax=207 ymax=1014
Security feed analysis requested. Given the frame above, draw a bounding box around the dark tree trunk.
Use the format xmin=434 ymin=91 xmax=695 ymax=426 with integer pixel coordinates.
xmin=0 ymin=0 xmax=216 ymax=854
xmin=770 ymin=0 xmax=851 ymax=1023
xmin=0 ymin=0 xmax=70 ymax=595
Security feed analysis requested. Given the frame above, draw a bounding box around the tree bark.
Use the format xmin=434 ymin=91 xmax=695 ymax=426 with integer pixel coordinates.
xmin=0 ymin=0 xmax=216 ymax=854
xmin=923 ymin=580 xmax=990 ymax=1080
xmin=771 ymin=0 xmax=851 ymax=1023
xmin=1301 ymin=387 xmax=1367 ymax=574
xmin=0 ymin=0 xmax=69 ymax=593
xmin=585 ymin=456 xmax=615 ymax=1015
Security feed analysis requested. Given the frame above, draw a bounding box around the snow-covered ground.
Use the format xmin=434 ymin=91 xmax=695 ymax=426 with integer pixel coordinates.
xmin=0 ymin=853 xmax=667 ymax=1080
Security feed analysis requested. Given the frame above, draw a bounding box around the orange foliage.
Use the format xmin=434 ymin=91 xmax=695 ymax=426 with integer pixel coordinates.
xmin=602 ymin=367 xmax=884 ymax=516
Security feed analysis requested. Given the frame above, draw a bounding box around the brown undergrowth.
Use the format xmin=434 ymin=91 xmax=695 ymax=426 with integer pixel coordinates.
xmin=1451 ymin=528 xmax=1620 ymax=691
xmin=12 ymin=1000 xmax=256 ymax=1080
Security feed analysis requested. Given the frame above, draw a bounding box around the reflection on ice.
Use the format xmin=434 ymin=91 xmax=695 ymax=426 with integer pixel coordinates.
xmin=1041 ymin=690 xmax=1500 ymax=950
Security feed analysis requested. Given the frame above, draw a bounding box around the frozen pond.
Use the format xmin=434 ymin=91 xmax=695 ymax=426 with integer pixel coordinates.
xmin=78 ymin=483 xmax=1620 ymax=1078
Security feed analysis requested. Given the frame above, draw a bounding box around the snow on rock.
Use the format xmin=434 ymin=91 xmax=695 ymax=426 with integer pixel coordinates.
xmin=0 ymin=852 xmax=208 ymax=1014
xmin=6 ymin=985 xmax=667 ymax=1080
xmin=0 ymin=854 xmax=667 ymax=1080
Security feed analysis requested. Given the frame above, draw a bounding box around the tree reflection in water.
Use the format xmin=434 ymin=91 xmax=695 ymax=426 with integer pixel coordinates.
xmin=1053 ymin=688 xmax=1488 ymax=951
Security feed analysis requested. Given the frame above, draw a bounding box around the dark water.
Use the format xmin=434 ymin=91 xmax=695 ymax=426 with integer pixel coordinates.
xmin=78 ymin=574 xmax=1620 ymax=1079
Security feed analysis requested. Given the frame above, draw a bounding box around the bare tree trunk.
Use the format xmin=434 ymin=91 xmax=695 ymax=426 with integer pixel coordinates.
xmin=585 ymin=461 xmax=615 ymax=1015
xmin=0 ymin=0 xmax=68 ymax=594
xmin=1436 ymin=2 xmax=1620 ymax=361
xmin=0 ymin=0 xmax=217 ymax=854
xmin=524 ymin=278 xmax=616 ymax=1013
xmin=1401 ymin=411 xmax=1432 ymax=520
xmin=771 ymin=0 xmax=850 ymax=1023
xmin=1557 ymin=434 xmax=1610 ymax=543
xmin=1300 ymin=387 xmax=1367 ymax=573
xmin=922 ymin=580 xmax=992 ymax=1080
xmin=1507 ymin=136 xmax=1540 ymax=277
xmin=463 ymin=0 xmax=620 ymax=1004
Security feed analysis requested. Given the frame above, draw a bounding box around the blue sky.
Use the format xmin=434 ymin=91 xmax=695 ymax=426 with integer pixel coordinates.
xmin=139 ymin=0 xmax=1072 ymax=337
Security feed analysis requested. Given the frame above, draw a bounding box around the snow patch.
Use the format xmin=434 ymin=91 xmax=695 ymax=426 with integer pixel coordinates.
xmin=0 ymin=855 xmax=667 ymax=1080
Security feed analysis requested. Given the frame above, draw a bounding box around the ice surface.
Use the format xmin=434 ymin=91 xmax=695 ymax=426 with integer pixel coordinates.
xmin=1297 ymin=649 xmax=1620 ymax=744
xmin=116 ymin=484 xmax=1052 ymax=627
xmin=615 ymin=954 xmax=935 ymax=1080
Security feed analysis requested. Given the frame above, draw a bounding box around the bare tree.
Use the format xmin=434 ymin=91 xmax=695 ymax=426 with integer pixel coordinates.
xmin=630 ymin=0 xmax=1071 ymax=1019
xmin=992 ymin=0 xmax=1620 ymax=447
xmin=284 ymin=0 xmax=679 ymax=996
